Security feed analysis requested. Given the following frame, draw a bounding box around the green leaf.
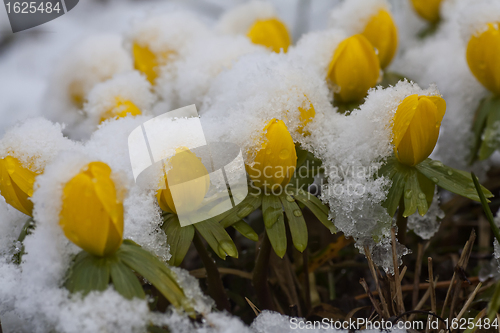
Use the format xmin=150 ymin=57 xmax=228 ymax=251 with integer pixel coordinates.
xmin=262 ymin=194 xmax=287 ymax=258
xmin=416 ymin=159 xmax=493 ymax=201
xmin=470 ymin=96 xmax=496 ymax=163
xmin=417 ymin=171 xmax=435 ymax=210
xmin=471 ymin=173 xmax=500 ymax=246
xmin=219 ymin=190 xmax=262 ymax=228
xmin=194 ymin=219 xmax=238 ymax=259
xmin=291 ymin=188 xmax=335 ymax=233
xmin=262 ymin=193 xmax=284 ymax=229
xmin=290 ymin=144 xmax=323 ymax=189
xmin=118 ymin=241 xmax=193 ymax=313
xmin=280 ymin=193 xmax=308 ymax=252
xmin=161 ymin=214 xmax=195 ymax=266
xmin=479 ymin=96 xmax=500 ymax=160
xmin=65 ymin=251 xmax=110 ymax=295
xmin=109 ymin=258 xmax=145 ymax=300
xmin=231 ymin=220 xmax=258 ymax=241
xmin=488 ymin=281 xmax=500 ymax=320
xmin=379 ymin=156 xmax=408 ymax=216
xmin=147 ymin=326 xmax=171 ymax=333
xmin=380 ymin=71 xmax=409 ymax=88
xmin=403 ymin=169 xmax=434 ymax=217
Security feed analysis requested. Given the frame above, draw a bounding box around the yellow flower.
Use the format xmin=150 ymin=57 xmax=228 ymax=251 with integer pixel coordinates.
xmin=466 ymin=23 xmax=500 ymax=95
xmin=297 ymin=98 xmax=315 ymax=135
xmin=246 ymin=18 xmax=291 ymax=53
xmin=99 ymin=97 xmax=142 ymax=123
xmin=410 ymin=0 xmax=443 ymax=23
xmin=59 ymin=162 xmax=124 ymax=257
xmin=361 ymin=9 xmax=398 ymax=69
xmin=392 ymin=94 xmax=446 ymax=166
xmin=133 ymin=43 xmax=173 ymax=85
xmin=0 ymin=156 xmax=38 ymax=216
xmin=247 ymin=119 xmax=297 ymax=189
xmin=327 ymin=34 xmax=380 ymax=103
xmin=156 ymin=147 xmax=210 ymax=215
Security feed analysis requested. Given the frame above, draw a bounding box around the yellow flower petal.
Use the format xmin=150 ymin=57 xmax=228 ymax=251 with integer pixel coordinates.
xmin=410 ymin=0 xmax=443 ymax=23
xmin=0 ymin=156 xmax=37 ymax=216
xmin=392 ymin=95 xmax=446 ymax=166
xmin=247 ymin=119 xmax=297 ymax=189
xmin=466 ymin=23 xmax=500 ymax=95
xmin=100 ymin=97 xmax=142 ymax=124
xmin=59 ymin=162 xmax=123 ymax=256
xmin=298 ymin=98 xmax=316 ymax=135
xmin=133 ymin=43 xmax=173 ymax=85
xmin=157 ymin=148 xmax=210 ymax=214
xmin=362 ymin=9 xmax=398 ymax=69
xmin=247 ymin=18 xmax=291 ymax=53
xmin=327 ymin=34 xmax=380 ymax=103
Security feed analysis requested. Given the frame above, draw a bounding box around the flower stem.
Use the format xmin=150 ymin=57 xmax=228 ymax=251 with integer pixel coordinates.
xmin=252 ymin=232 xmax=275 ymax=311
xmin=192 ymin=232 xmax=231 ymax=311
xmin=396 ymin=197 xmax=407 ymax=245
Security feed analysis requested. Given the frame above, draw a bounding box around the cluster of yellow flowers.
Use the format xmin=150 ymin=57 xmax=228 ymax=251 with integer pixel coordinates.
xmin=2 ymin=0 xmax=490 ymax=259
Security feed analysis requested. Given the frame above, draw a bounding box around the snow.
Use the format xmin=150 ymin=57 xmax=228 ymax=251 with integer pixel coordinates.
xmin=0 ymin=0 xmax=493 ymax=331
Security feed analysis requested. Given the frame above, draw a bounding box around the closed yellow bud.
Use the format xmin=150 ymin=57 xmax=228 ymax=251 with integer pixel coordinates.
xmin=59 ymin=162 xmax=124 ymax=257
xmin=132 ymin=43 xmax=173 ymax=85
xmin=99 ymin=97 xmax=142 ymax=124
xmin=410 ymin=0 xmax=443 ymax=23
xmin=246 ymin=18 xmax=291 ymax=53
xmin=362 ymin=9 xmax=398 ymax=69
xmin=156 ymin=147 xmax=210 ymax=215
xmin=466 ymin=23 xmax=500 ymax=95
xmin=0 ymin=156 xmax=38 ymax=216
xmin=247 ymin=119 xmax=297 ymax=189
xmin=327 ymin=34 xmax=380 ymax=103
xmin=392 ymin=94 xmax=446 ymax=166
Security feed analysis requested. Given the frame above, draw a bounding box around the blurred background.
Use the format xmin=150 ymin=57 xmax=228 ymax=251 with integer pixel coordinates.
xmin=0 ymin=0 xmax=420 ymax=136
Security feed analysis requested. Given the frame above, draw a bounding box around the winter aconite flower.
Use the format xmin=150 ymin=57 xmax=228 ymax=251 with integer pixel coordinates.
xmin=410 ymin=0 xmax=443 ymax=23
xmin=297 ymin=98 xmax=315 ymax=135
xmin=392 ymin=94 xmax=446 ymax=166
xmin=100 ymin=97 xmax=142 ymax=123
xmin=247 ymin=119 xmax=297 ymax=189
xmin=156 ymin=147 xmax=210 ymax=215
xmin=327 ymin=34 xmax=380 ymax=103
xmin=0 ymin=156 xmax=38 ymax=216
xmin=361 ymin=9 xmax=398 ymax=69
xmin=59 ymin=162 xmax=124 ymax=257
xmin=133 ymin=42 xmax=173 ymax=84
xmin=246 ymin=18 xmax=291 ymax=53
xmin=466 ymin=23 xmax=500 ymax=95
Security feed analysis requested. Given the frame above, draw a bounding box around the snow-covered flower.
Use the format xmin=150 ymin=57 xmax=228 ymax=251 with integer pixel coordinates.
xmin=0 ymin=156 xmax=38 ymax=216
xmin=247 ymin=119 xmax=297 ymax=190
xmin=128 ymin=12 xmax=208 ymax=86
xmin=43 ymin=35 xmax=133 ymax=135
xmin=216 ymin=1 xmax=290 ymax=53
xmin=156 ymin=148 xmax=210 ymax=215
xmin=466 ymin=23 xmax=500 ymax=95
xmin=410 ymin=0 xmax=443 ymax=23
xmin=392 ymin=94 xmax=446 ymax=166
xmin=59 ymin=161 xmax=124 ymax=257
xmin=84 ymin=71 xmax=154 ymax=127
xmin=326 ymin=34 xmax=380 ymax=103
xmin=295 ymin=97 xmax=316 ymax=135
xmin=0 ymin=118 xmax=73 ymax=216
xmin=246 ymin=18 xmax=291 ymax=53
